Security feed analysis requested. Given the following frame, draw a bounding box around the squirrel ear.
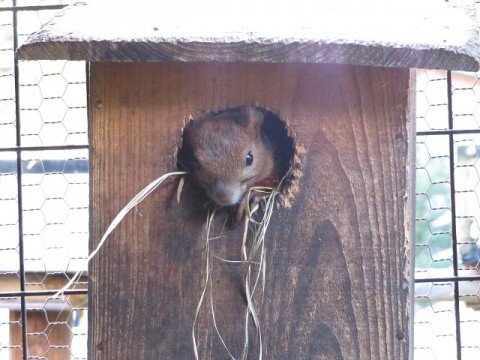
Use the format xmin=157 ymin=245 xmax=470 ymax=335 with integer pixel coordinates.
xmin=245 ymin=106 xmax=265 ymax=129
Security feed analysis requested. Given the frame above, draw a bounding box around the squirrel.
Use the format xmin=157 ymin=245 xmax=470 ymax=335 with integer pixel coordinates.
xmin=178 ymin=106 xmax=276 ymax=218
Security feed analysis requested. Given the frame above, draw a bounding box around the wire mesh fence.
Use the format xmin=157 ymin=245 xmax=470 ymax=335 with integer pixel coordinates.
xmin=0 ymin=1 xmax=88 ymax=359
xmin=415 ymin=69 xmax=480 ymax=360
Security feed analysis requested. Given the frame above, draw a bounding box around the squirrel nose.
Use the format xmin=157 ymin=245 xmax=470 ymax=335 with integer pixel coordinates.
xmin=212 ymin=183 xmax=241 ymax=206
xmin=216 ymin=190 xmax=234 ymax=204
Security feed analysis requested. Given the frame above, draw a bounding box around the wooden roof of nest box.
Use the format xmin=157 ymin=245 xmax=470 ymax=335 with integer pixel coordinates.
xmin=16 ymin=0 xmax=480 ymax=71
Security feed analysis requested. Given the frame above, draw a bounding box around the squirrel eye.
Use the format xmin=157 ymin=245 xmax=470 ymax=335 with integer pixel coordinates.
xmin=245 ymin=151 xmax=254 ymax=166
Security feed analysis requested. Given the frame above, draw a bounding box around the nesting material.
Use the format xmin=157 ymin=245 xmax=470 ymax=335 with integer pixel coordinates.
xmin=52 ymin=171 xmax=187 ymax=298
xmin=193 ymin=184 xmax=280 ymax=360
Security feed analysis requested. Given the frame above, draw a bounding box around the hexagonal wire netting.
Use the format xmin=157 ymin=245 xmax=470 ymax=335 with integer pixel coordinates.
xmin=0 ymin=1 xmax=88 ymax=359
xmin=415 ymin=68 xmax=480 ymax=360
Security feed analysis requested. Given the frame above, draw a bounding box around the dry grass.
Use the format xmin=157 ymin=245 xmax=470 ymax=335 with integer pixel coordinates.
xmin=52 ymin=171 xmax=187 ymax=298
xmin=193 ymin=185 xmax=280 ymax=360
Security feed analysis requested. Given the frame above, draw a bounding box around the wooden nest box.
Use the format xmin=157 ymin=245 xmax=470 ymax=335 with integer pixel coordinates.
xmin=17 ymin=2 xmax=480 ymax=359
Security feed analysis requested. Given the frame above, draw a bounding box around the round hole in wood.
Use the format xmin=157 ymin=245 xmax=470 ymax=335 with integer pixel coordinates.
xmin=177 ymin=105 xmax=299 ymax=212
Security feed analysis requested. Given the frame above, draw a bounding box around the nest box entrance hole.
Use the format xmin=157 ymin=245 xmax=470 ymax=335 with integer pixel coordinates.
xmin=177 ymin=105 xmax=299 ymax=218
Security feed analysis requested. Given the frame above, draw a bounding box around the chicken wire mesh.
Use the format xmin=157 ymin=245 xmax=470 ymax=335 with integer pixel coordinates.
xmin=0 ymin=1 xmax=88 ymax=359
xmin=415 ymin=69 xmax=480 ymax=360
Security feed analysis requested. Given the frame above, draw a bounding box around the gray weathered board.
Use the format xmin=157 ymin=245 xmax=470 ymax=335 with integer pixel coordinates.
xmin=16 ymin=1 xmax=480 ymax=71
xmin=89 ymin=62 xmax=410 ymax=359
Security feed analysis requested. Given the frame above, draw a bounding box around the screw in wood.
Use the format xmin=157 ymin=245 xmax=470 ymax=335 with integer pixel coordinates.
xmin=94 ymin=100 xmax=104 ymax=109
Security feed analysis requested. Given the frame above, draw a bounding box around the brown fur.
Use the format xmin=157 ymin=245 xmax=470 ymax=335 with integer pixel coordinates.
xmin=180 ymin=106 xmax=275 ymax=207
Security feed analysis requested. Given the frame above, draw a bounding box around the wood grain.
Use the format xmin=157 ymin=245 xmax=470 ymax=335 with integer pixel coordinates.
xmin=89 ymin=62 xmax=410 ymax=359
xmin=16 ymin=2 xmax=480 ymax=71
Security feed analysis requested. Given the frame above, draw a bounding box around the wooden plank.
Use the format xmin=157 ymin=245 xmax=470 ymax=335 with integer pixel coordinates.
xmin=17 ymin=1 xmax=480 ymax=71
xmin=89 ymin=62 xmax=410 ymax=359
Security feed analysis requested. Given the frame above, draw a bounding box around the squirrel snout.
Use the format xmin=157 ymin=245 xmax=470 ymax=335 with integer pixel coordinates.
xmin=210 ymin=182 xmax=243 ymax=206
